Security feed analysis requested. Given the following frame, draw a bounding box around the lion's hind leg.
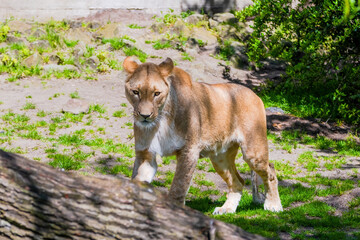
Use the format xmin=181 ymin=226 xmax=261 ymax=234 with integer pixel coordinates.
xmin=210 ymin=144 xmax=245 ymax=215
xmin=241 ymin=135 xmax=283 ymax=212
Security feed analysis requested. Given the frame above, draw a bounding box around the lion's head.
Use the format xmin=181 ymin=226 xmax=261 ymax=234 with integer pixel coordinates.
xmin=123 ymin=57 xmax=174 ymax=127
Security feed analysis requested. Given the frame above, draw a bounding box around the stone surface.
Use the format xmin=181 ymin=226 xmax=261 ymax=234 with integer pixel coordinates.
xmin=213 ymin=13 xmax=237 ymax=24
xmin=30 ymin=40 xmax=51 ymax=50
xmin=171 ymin=19 xmax=190 ymax=37
xmin=96 ymin=23 xmax=122 ymax=39
xmin=62 ymin=99 xmax=90 ymax=114
xmin=69 ymin=20 xmax=83 ymax=29
xmin=30 ymin=29 xmax=46 ymax=38
xmin=23 ymin=53 xmax=42 ymax=67
xmin=6 ymin=36 xmax=26 ymax=45
xmin=7 ymin=20 xmax=32 ymax=33
xmin=184 ymin=13 xmax=205 ymax=25
xmin=150 ymin=22 xmax=167 ymax=33
xmin=65 ymin=28 xmax=93 ymax=45
xmin=42 ymin=64 xmax=78 ymax=72
xmin=266 ymin=107 xmax=285 ymax=114
xmin=191 ymin=27 xmax=217 ymax=45
xmin=89 ymin=22 xmax=101 ymax=29
xmin=85 ymin=56 xmax=100 ymax=69
xmin=208 ymin=18 xmax=219 ymax=29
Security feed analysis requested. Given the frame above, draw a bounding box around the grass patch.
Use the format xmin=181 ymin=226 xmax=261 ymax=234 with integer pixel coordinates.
xmin=113 ymin=109 xmax=126 ymax=118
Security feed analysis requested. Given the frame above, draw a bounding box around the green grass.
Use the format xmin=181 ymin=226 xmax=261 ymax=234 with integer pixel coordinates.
xmin=128 ymin=24 xmax=145 ymax=29
xmin=70 ymin=91 xmax=80 ymax=99
xmin=22 ymin=102 xmax=36 ymax=110
xmin=268 ymin=130 xmax=360 ymax=157
xmin=48 ymin=153 xmax=85 ymax=170
xmin=88 ymin=104 xmax=106 ymax=114
xmin=113 ymin=110 xmax=126 ymax=118
xmin=152 ymin=40 xmax=172 ymax=50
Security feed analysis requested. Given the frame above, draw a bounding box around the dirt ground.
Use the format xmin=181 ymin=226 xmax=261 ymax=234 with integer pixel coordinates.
xmin=0 ymin=9 xmax=359 ymax=229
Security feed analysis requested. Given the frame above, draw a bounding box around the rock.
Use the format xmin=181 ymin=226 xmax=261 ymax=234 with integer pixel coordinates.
xmin=48 ymin=55 xmax=61 ymax=64
xmin=150 ymin=22 xmax=167 ymax=33
xmin=7 ymin=20 xmax=32 ymax=33
xmin=89 ymin=22 xmax=101 ymax=29
xmin=231 ymin=41 xmax=246 ymax=54
xmin=184 ymin=14 xmax=205 ymax=25
xmin=62 ymin=99 xmax=90 ymax=115
xmin=0 ymin=42 xmax=7 ymax=48
xmin=171 ymin=19 xmax=190 ymax=37
xmin=216 ymin=25 xmax=238 ymax=40
xmin=213 ymin=13 xmax=237 ymax=24
xmin=259 ymin=59 xmax=287 ymax=71
xmin=68 ymin=21 xmax=83 ymax=29
xmin=97 ymin=42 xmax=112 ymax=51
xmin=266 ymin=107 xmax=285 ymax=114
xmin=6 ymin=36 xmax=26 ymax=45
xmin=30 ymin=40 xmax=51 ymax=50
xmin=42 ymin=64 xmax=78 ymax=72
xmin=96 ymin=23 xmax=122 ymax=39
xmin=191 ymin=27 xmax=218 ymax=46
xmin=23 ymin=53 xmax=42 ymax=67
xmin=30 ymin=29 xmax=46 ymax=38
xmin=209 ymin=19 xmax=219 ymax=29
xmin=85 ymin=56 xmax=100 ymax=69
xmin=230 ymin=54 xmax=248 ymax=68
xmin=65 ymin=28 xmax=93 ymax=45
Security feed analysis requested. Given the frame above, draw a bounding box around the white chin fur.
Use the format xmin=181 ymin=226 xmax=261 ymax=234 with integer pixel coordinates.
xmin=135 ymin=120 xmax=157 ymax=129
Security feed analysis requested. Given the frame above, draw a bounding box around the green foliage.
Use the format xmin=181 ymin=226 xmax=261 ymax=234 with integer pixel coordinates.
xmin=0 ymin=24 xmax=9 ymax=42
xmin=240 ymin=0 xmax=360 ymax=125
xmin=128 ymin=24 xmax=145 ymax=29
xmin=63 ymin=39 xmax=78 ymax=48
xmin=152 ymin=40 xmax=172 ymax=50
xmin=112 ymin=110 xmax=126 ymax=118
xmin=70 ymin=91 xmax=80 ymax=99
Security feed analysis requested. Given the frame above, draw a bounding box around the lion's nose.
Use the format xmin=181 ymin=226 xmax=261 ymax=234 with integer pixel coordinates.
xmin=139 ymin=113 xmax=152 ymax=119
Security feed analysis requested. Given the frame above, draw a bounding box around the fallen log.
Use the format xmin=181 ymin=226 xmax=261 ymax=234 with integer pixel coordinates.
xmin=0 ymin=149 xmax=265 ymax=240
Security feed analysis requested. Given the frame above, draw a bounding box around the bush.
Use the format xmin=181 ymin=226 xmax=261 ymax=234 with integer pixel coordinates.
xmin=238 ymin=0 xmax=360 ymax=125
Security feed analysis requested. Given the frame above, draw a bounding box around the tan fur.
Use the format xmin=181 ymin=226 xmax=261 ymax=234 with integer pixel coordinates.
xmin=123 ymin=57 xmax=283 ymax=214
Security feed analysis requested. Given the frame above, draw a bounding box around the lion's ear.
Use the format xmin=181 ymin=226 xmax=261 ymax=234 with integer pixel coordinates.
xmin=123 ymin=57 xmax=139 ymax=74
xmin=158 ymin=58 xmax=174 ymax=77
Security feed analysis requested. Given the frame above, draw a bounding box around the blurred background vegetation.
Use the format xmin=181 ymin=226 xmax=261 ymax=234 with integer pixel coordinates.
xmin=235 ymin=0 xmax=360 ymax=127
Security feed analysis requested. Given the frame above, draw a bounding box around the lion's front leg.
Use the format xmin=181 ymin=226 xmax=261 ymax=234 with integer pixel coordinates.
xmin=132 ymin=150 xmax=157 ymax=183
xmin=168 ymin=147 xmax=198 ymax=204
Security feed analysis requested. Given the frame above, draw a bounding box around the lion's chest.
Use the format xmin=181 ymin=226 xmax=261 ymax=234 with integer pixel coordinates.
xmin=149 ymin=119 xmax=185 ymax=156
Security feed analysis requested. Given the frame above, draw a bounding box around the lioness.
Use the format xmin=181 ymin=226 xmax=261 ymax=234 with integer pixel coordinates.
xmin=123 ymin=57 xmax=283 ymax=214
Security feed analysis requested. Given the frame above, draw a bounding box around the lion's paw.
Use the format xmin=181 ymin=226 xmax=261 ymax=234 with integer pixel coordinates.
xmin=212 ymin=206 xmax=236 ymax=215
xmin=264 ymin=200 xmax=283 ymax=212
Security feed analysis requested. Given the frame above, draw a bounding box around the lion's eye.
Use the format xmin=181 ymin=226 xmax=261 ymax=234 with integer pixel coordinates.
xmin=132 ymin=90 xmax=139 ymax=95
xmin=154 ymin=92 xmax=161 ymax=97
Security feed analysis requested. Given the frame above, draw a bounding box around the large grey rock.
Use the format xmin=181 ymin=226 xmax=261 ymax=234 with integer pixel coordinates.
xmin=184 ymin=14 xmax=205 ymax=25
xmin=96 ymin=23 xmax=122 ymax=39
xmin=30 ymin=29 xmax=46 ymax=38
xmin=7 ymin=20 xmax=32 ymax=33
xmin=62 ymin=99 xmax=89 ymax=115
xmin=150 ymin=22 xmax=167 ymax=33
xmin=68 ymin=20 xmax=82 ymax=29
xmin=171 ymin=19 xmax=190 ymax=37
xmin=30 ymin=40 xmax=50 ymax=50
xmin=191 ymin=27 xmax=218 ymax=45
xmin=89 ymin=22 xmax=101 ymax=29
xmin=85 ymin=56 xmax=100 ymax=69
xmin=6 ymin=36 xmax=26 ymax=45
xmin=213 ymin=13 xmax=237 ymax=24
xmin=65 ymin=28 xmax=93 ymax=45
xmin=209 ymin=18 xmax=219 ymax=29
xmin=23 ymin=53 xmax=42 ymax=67
xmin=43 ymin=64 xmax=78 ymax=72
